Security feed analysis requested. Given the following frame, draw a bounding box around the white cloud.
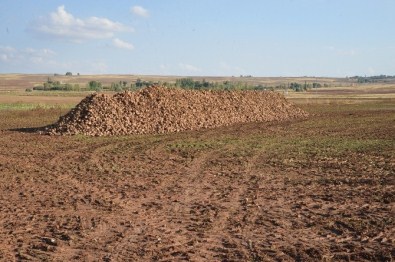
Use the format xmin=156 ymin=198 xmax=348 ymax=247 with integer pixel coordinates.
xmin=113 ymin=38 xmax=134 ymax=50
xmin=0 ymin=46 xmax=16 ymax=53
xmin=0 ymin=45 xmax=56 ymax=64
xmin=23 ymin=48 xmax=56 ymax=57
xmin=0 ymin=45 xmax=113 ymax=74
xmin=0 ymin=46 xmax=16 ymax=62
xmin=179 ymin=63 xmax=201 ymax=73
xmin=29 ymin=5 xmax=133 ymax=42
xmin=323 ymin=46 xmax=357 ymax=56
xmin=131 ymin=6 xmax=149 ymax=18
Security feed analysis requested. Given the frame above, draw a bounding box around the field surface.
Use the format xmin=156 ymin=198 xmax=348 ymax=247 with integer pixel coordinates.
xmin=0 ymin=79 xmax=394 ymax=261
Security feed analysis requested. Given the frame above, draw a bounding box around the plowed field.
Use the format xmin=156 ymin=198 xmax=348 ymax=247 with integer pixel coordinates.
xmin=0 ymin=100 xmax=394 ymax=261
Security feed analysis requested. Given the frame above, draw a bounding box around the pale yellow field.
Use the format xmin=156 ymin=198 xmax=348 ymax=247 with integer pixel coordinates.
xmin=0 ymin=74 xmax=394 ymax=109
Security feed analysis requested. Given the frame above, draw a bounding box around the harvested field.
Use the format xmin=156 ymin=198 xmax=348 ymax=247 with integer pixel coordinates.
xmin=43 ymin=86 xmax=308 ymax=136
xmin=0 ymin=97 xmax=394 ymax=261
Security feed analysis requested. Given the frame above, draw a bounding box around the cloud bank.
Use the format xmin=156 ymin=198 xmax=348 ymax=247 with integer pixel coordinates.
xmin=0 ymin=46 xmax=56 ymax=64
xmin=179 ymin=63 xmax=201 ymax=73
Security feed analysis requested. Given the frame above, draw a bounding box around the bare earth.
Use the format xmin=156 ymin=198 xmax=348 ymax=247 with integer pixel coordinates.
xmin=0 ymin=100 xmax=394 ymax=261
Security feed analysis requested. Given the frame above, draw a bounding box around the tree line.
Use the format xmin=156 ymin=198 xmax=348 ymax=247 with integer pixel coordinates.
xmin=174 ymin=78 xmax=325 ymax=92
xmin=349 ymin=75 xmax=395 ymax=83
xmin=30 ymin=77 xmax=327 ymax=93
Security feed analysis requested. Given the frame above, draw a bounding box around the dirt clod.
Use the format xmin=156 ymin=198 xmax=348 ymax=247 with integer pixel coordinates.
xmin=41 ymin=237 xmax=57 ymax=246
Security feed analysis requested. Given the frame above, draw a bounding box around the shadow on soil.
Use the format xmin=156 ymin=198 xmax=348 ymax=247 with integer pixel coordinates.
xmin=9 ymin=125 xmax=51 ymax=134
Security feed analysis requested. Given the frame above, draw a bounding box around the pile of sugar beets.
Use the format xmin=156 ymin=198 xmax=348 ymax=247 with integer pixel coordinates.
xmin=43 ymin=85 xmax=308 ymax=136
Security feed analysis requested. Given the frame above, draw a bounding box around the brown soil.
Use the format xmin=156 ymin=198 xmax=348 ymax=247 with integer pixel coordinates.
xmin=0 ymin=102 xmax=394 ymax=261
xmin=43 ymin=86 xmax=308 ymax=136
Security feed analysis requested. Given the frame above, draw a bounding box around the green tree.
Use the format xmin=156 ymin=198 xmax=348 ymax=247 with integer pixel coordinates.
xmin=43 ymin=82 xmax=51 ymax=90
xmin=136 ymin=79 xmax=143 ymax=88
xmin=88 ymin=81 xmax=102 ymax=91
xmin=64 ymin=83 xmax=73 ymax=91
xmin=312 ymin=82 xmax=322 ymax=88
xmin=290 ymin=82 xmax=304 ymax=92
xmin=111 ymin=82 xmax=123 ymax=92
xmin=176 ymin=78 xmax=195 ymax=88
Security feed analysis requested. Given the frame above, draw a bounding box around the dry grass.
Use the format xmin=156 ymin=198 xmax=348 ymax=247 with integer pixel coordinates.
xmin=285 ymin=84 xmax=395 ymax=105
xmin=0 ymin=93 xmax=83 ymax=110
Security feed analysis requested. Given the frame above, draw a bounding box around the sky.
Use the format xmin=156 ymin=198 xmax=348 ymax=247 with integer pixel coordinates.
xmin=0 ymin=0 xmax=394 ymax=77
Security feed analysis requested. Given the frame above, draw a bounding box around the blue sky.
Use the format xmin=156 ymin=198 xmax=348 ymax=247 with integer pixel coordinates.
xmin=0 ymin=0 xmax=394 ymax=76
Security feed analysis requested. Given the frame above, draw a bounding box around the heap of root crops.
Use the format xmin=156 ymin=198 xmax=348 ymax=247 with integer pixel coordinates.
xmin=43 ymin=86 xmax=308 ymax=136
